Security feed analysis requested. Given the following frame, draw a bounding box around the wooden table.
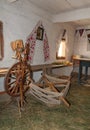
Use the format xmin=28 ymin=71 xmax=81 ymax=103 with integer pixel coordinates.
xmin=73 ymin=57 xmax=90 ymax=84
xmin=0 ymin=68 xmax=8 ymax=77
xmin=0 ymin=63 xmax=70 ymax=76
xmin=0 ymin=63 xmax=72 ymax=95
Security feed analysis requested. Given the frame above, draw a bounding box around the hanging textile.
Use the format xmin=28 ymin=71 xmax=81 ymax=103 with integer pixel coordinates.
xmin=79 ymin=29 xmax=84 ymax=37
xmin=75 ymin=29 xmax=84 ymax=37
xmin=86 ymin=29 xmax=90 ymax=43
xmin=25 ymin=21 xmax=50 ymax=63
xmin=43 ymin=31 xmax=50 ymax=61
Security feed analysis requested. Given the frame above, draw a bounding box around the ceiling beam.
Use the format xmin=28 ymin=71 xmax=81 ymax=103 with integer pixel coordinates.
xmin=52 ymin=7 xmax=90 ymax=23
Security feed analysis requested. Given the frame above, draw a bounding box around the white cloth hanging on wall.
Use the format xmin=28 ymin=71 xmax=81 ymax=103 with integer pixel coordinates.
xmin=33 ymin=40 xmax=44 ymax=65
xmin=25 ymin=21 xmax=50 ymax=64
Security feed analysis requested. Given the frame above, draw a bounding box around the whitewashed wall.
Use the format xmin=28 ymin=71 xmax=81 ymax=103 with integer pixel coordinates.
xmin=0 ymin=0 xmax=53 ymax=67
xmin=73 ymin=25 xmax=90 ymax=74
xmin=73 ymin=25 xmax=90 ymax=57
xmin=0 ymin=0 xmax=75 ymax=91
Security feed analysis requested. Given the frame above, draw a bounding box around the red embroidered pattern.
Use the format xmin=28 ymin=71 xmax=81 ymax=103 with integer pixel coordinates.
xmin=25 ymin=21 xmax=50 ymax=63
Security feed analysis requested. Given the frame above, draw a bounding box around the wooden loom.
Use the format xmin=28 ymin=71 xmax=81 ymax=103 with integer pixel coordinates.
xmin=28 ymin=66 xmax=71 ymax=107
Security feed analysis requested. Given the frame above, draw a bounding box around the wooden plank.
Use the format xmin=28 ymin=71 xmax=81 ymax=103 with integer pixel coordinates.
xmin=0 ymin=63 xmax=72 ymax=75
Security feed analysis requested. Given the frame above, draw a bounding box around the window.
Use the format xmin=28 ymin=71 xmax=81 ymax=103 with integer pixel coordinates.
xmin=56 ymin=38 xmax=66 ymax=59
xmin=56 ymin=30 xmax=66 ymax=60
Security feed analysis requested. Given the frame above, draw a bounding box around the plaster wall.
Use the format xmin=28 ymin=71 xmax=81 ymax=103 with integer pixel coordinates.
xmin=0 ymin=0 xmax=75 ymax=91
xmin=73 ymin=25 xmax=90 ymax=57
xmin=73 ymin=25 xmax=90 ymax=74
